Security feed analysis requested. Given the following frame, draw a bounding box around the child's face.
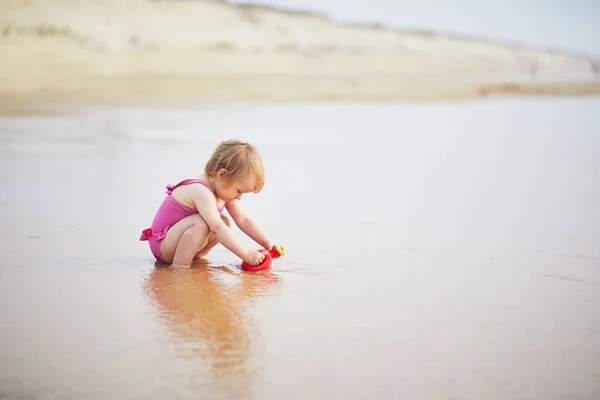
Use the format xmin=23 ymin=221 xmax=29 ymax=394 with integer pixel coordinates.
xmin=215 ymin=171 xmax=256 ymax=202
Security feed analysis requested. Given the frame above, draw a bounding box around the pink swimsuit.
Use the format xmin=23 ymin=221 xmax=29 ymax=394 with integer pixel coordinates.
xmin=140 ymin=178 xmax=225 ymax=263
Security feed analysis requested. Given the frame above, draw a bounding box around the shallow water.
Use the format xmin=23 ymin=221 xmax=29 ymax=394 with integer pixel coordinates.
xmin=1 ymin=98 xmax=599 ymax=399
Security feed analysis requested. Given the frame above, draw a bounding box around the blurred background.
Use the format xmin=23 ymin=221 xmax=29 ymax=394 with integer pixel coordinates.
xmin=230 ymin=0 xmax=600 ymax=56
xmin=1 ymin=0 xmax=599 ymax=107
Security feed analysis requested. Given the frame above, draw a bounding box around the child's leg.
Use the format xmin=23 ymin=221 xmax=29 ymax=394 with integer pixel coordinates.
xmin=195 ymin=214 xmax=230 ymax=259
xmin=159 ymin=214 xmax=210 ymax=268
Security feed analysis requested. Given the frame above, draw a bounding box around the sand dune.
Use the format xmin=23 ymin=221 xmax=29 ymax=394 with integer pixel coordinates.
xmin=1 ymin=0 xmax=599 ymax=105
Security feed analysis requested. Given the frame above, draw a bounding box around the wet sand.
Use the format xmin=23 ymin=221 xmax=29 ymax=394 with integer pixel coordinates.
xmin=1 ymin=99 xmax=599 ymax=399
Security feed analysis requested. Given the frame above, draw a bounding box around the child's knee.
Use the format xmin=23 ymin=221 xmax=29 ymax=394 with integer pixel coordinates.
xmin=182 ymin=217 xmax=209 ymax=244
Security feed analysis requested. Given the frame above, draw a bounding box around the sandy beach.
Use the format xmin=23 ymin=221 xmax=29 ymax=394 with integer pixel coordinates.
xmin=1 ymin=98 xmax=599 ymax=399
xmin=1 ymin=1 xmax=600 ymax=398
xmin=1 ymin=0 xmax=600 ymax=108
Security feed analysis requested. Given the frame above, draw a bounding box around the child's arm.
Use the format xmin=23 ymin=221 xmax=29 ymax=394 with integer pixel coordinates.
xmin=225 ymin=200 xmax=274 ymax=251
xmin=191 ymin=187 xmax=264 ymax=265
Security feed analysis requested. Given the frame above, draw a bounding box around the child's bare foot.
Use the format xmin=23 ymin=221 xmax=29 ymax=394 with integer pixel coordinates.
xmin=193 ymin=249 xmax=209 ymax=260
xmin=171 ymin=263 xmax=190 ymax=269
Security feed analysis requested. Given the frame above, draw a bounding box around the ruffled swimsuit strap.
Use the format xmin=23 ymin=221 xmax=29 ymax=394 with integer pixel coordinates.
xmin=166 ymin=178 xmax=210 ymax=195
xmin=165 ymin=178 xmax=226 ymax=214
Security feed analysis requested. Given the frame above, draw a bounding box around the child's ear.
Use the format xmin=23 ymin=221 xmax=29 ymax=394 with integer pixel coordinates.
xmin=216 ymin=168 xmax=228 ymax=179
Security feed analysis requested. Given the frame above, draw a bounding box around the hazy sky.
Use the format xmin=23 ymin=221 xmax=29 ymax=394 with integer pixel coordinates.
xmin=231 ymin=0 xmax=600 ymax=56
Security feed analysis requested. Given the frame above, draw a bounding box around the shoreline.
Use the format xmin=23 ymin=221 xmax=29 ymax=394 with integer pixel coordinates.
xmin=1 ymin=76 xmax=599 ymax=115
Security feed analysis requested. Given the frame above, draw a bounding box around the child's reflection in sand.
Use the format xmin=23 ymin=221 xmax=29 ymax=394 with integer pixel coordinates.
xmin=144 ymin=259 xmax=281 ymax=383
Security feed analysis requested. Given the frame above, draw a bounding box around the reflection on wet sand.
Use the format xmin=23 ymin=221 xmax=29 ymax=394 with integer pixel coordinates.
xmin=143 ymin=260 xmax=281 ymax=398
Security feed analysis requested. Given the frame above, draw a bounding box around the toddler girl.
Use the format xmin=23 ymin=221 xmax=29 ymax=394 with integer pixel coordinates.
xmin=140 ymin=140 xmax=282 ymax=268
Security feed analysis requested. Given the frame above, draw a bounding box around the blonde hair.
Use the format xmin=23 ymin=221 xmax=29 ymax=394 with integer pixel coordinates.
xmin=204 ymin=140 xmax=265 ymax=192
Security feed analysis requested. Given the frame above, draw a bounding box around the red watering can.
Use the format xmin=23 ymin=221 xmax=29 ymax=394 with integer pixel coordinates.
xmin=241 ymin=244 xmax=285 ymax=272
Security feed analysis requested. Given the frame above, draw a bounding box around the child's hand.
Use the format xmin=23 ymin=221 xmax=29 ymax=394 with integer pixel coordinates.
xmin=244 ymin=249 xmax=266 ymax=266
